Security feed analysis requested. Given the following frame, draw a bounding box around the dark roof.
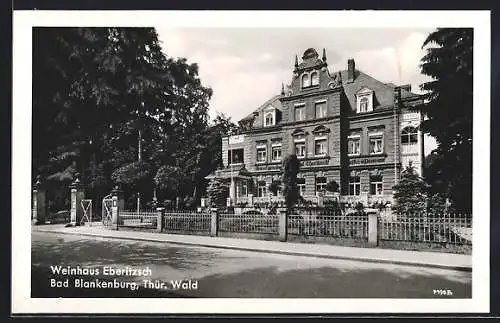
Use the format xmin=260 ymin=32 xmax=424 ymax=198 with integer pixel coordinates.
xmin=240 ymin=67 xmax=422 ymax=122
xmin=240 ymin=94 xmax=283 ymax=122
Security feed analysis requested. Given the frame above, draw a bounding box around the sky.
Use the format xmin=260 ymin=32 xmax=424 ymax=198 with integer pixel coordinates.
xmin=155 ymin=27 xmax=437 ymax=155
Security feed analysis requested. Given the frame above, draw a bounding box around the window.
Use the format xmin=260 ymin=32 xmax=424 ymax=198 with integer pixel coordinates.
xmin=256 ymin=145 xmax=267 ymax=163
xmin=311 ymin=71 xmax=319 ymax=86
xmin=295 ymin=141 xmax=306 ymax=158
xmin=271 ymin=145 xmax=282 ymax=162
xmin=298 ymin=178 xmax=306 ymax=196
xmin=348 ymin=136 xmax=361 ymax=156
xmin=295 ymin=106 xmax=305 ymax=121
xmin=316 ymin=177 xmax=327 ymax=193
xmin=356 ymin=88 xmax=373 ymax=113
xmin=302 ymin=73 xmax=311 ymax=88
xmin=314 ymin=138 xmax=327 ymax=156
xmin=369 ymin=132 xmax=384 ymax=154
xmin=315 ymin=102 xmax=327 ymax=119
xmin=370 ymin=175 xmax=383 ymax=196
xmin=348 ymin=176 xmax=361 ymax=196
xmin=237 ymin=181 xmax=248 ymax=197
xmin=228 ymin=149 xmax=244 ymax=164
xmin=258 ymin=182 xmax=267 ymax=197
xmin=264 ymin=112 xmax=274 ymax=127
xmin=359 ymin=97 xmax=369 ymax=113
xmin=401 ymin=126 xmax=418 ymax=144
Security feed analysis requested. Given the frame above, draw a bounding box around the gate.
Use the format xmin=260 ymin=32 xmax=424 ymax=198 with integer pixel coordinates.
xmin=102 ymin=194 xmax=113 ymax=227
xmin=80 ymin=199 xmax=93 ymax=226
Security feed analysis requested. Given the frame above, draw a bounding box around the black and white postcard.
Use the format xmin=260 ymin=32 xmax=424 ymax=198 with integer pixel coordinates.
xmin=12 ymin=10 xmax=490 ymax=314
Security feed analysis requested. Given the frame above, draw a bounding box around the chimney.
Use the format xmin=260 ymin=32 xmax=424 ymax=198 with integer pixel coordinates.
xmin=347 ymin=59 xmax=355 ymax=83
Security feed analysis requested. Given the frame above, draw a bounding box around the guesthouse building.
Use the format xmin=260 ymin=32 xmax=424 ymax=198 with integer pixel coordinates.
xmin=207 ymin=48 xmax=424 ymax=207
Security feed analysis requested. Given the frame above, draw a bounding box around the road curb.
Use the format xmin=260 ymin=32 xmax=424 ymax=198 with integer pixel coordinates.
xmin=33 ymin=229 xmax=472 ymax=273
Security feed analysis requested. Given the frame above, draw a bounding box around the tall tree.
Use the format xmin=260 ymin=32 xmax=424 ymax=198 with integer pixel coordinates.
xmin=392 ymin=165 xmax=430 ymax=216
xmin=33 ymin=27 xmax=213 ymax=211
xmin=419 ymin=28 xmax=473 ymax=213
xmin=282 ymin=154 xmax=300 ymax=212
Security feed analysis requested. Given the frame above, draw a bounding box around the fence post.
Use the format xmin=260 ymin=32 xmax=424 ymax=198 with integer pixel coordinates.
xmin=247 ymin=194 xmax=254 ymax=207
xmin=368 ymin=213 xmax=378 ymax=246
xmin=156 ymin=207 xmax=164 ymax=233
xmin=210 ymin=208 xmax=218 ymax=237
xmin=279 ymin=210 xmax=288 ymax=242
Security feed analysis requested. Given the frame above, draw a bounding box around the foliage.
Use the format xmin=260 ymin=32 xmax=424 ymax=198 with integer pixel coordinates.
xmin=419 ymin=28 xmax=473 ymax=213
xmin=281 ymin=155 xmax=300 ymax=211
xmin=392 ymin=165 xmax=430 ymax=216
xmin=325 ymin=180 xmax=339 ymax=193
xmin=206 ymin=177 xmax=229 ymax=208
xmin=426 ymin=192 xmax=453 ymax=215
xmin=268 ymin=181 xmax=281 ymax=196
xmin=32 ymin=27 xmax=218 ymax=210
xmin=354 ymin=202 xmax=365 ymax=214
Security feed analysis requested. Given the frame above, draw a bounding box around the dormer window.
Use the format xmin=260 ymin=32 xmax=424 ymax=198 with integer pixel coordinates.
xmin=356 ymin=87 xmax=374 ymax=113
xmin=311 ymin=71 xmax=319 ymax=86
xmin=264 ymin=113 xmax=274 ymax=126
xmin=263 ymin=106 xmax=276 ymax=127
xmin=301 ymin=73 xmax=311 ymax=88
xmin=359 ymin=97 xmax=369 ymax=113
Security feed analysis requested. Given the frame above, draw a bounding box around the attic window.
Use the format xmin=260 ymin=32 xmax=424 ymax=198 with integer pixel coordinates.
xmin=311 ymin=71 xmax=319 ymax=86
xmin=356 ymin=87 xmax=374 ymax=113
xmin=264 ymin=112 xmax=274 ymax=126
xmin=359 ymin=97 xmax=369 ymax=113
xmin=263 ymin=107 xmax=276 ymax=127
xmin=301 ymin=73 xmax=311 ymax=88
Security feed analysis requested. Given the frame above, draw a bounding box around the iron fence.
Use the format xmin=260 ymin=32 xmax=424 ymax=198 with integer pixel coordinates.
xmin=163 ymin=210 xmax=211 ymax=232
xmin=218 ymin=213 xmax=279 ymax=234
xmin=119 ymin=210 xmax=157 ymax=229
xmin=287 ymin=213 xmax=369 ymax=239
xmin=379 ymin=213 xmax=472 ymax=245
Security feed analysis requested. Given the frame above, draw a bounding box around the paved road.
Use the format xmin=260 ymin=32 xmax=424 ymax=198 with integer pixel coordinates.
xmin=31 ymin=231 xmax=471 ymax=298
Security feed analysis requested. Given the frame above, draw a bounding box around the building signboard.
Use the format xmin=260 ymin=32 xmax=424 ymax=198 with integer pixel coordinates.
xmin=229 ymin=135 xmax=245 ymax=144
xmin=255 ymin=163 xmax=281 ymax=171
xmin=301 ymin=158 xmax=329 ymax=168
xmin=349 ymin=156 xmax=386 ymax=166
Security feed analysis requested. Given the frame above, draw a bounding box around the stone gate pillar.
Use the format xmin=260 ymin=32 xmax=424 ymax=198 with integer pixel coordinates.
xmin=69 ymin=174 xmax=85 ymax=226
xmin=111 ymin=186 xmax=124 ymax=229
xmin=32 ymin=175 xmax=46 ymax=225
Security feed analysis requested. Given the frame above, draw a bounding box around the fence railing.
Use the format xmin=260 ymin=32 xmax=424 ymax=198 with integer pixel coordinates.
xmin=218 ymin=213 xmax=279 ymax=234
xmin=379 ymin=213 xmax=472 ymax=245
xmin=287 ymin=214 xmax=368 ymax=239
xmin=163 ymin=210 xmax=211 ymax=232
xmin=119 ymin=210 xmax=157 ymax=229
xmin=110 ymin=208 xmax=472 ymax=250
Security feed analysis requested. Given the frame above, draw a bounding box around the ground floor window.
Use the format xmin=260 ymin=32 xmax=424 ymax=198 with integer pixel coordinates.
xmin=370 ymin=175 xmax=383 ymax=195
xmin=237 ymin=181 xmax=248 ymax=197
xmin=315 ymin=177 xmax=327 ymax=194
xmin=297 ymin=178 xmax=306 ymax=196
xmin=348 ymin=176 xmax=361 ymax=196
xmin=257 ymin=181 xmax=267 ymax=197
